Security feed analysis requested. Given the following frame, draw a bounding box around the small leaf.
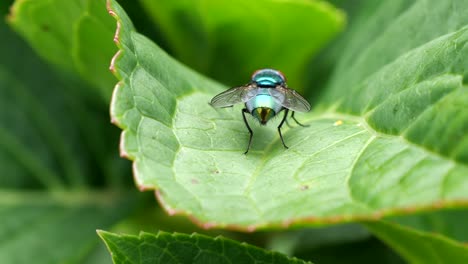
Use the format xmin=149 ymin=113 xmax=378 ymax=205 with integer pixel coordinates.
xmin=98 ymin=230 xmax=311 ymax=264
xmin=365 ymin=220 xmax=468 ymax=264
xmin=139 ymin=0 xmax=345 ymax=90
xmin=108 ymin=0 xmax=468 ymax=230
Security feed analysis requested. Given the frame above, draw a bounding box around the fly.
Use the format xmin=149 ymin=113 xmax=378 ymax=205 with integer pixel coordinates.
xmin=210 ymin=68 xmax=311 ymax=154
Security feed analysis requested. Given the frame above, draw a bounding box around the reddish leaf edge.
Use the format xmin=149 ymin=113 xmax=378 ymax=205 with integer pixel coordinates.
xmin=156 ymin=190 xmax=468 ymax=232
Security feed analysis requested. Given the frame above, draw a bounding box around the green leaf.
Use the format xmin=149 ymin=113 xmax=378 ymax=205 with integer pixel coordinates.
xmin=293 ymin=235 xmax=404 ymax=264
xmin=316 ymin=0 xmax=468 ymax=210
xmin=388 ymin=209 xmax=468 ymax=243
xmin=0 ymin=191 xmax=134 ymax=264
xmin=1 ymin=14 xmax=80 ymax=189
xmin=8 ymin=0 xmax=117 ymax=100
xmin=267 ymin=224 xmax=370 ymax=256
xmin=139 ymin=0 xmax=345 ymax=90
xmin=0 ymin=11 xmax=127 ymax=189
xmin=0 ymin=8 xmax=133 ymax=263
xmin=108 ymin=0 xmax=468 ymax=230
xmin=98 ymin=230 xmax=311 ymax=264
xmin=365 ymin=220 xmax=468 ymax=264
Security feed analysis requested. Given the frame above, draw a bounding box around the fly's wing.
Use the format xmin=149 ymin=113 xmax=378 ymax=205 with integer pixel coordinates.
xmin=210 ymin=84 xmax=258 ymax=108
xmin=269 ymin=86 xmax=311 ymax=112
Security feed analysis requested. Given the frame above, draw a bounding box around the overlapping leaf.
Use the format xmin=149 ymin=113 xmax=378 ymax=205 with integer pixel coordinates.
xmin=8 ymin=0 xmax=116 ymax=100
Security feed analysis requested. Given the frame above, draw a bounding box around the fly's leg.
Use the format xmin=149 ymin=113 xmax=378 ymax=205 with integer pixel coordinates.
xmin=291 ymin=111 xmax=309 ymax=127
xmin=278 ymin=109 xmax=289 ymax=149
xmin=242 ymin=108 xmax=253 ymax=154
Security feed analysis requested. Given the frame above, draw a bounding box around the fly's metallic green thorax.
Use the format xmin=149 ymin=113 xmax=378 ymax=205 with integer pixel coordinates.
xmin=210 ymin=68 xmax=311 ymax=154
xmin=251 ymin=69 xmax=286 ymax=87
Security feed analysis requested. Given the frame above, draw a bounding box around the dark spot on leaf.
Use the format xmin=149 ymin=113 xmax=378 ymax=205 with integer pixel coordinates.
xmin=300 ymin=185 xmax=309 ymax=191
xmin=191 ymin=178 xmax=199 ymax=184
xmin=41 ymin=24 xmax=50 ymax=32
